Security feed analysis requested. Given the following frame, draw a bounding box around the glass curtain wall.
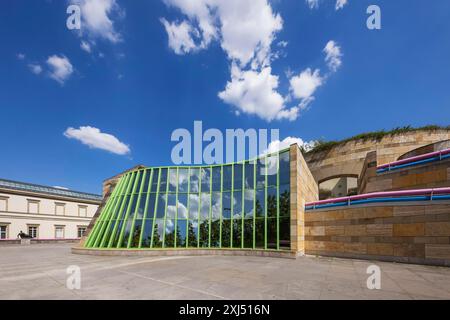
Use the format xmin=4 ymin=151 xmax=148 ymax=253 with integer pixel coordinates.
xmin=85 ymin=149 xmax=291 ymax=251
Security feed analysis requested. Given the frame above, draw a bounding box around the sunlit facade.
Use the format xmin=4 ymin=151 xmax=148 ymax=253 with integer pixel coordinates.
xmin=85 ymin=149 xmax=291 ymax=251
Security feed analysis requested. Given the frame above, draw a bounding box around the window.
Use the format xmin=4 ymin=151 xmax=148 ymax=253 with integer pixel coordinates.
xmin=27 ymin=200 xmax=39 ymax=214
xmin=78 ymin=205 xmax=87 ymax=217
xmin=0 ymin=197 xmax=8 ymax=212
xmin=55 ymin=226 xmax=65 ymax=239
xmin=77 ymin=227 xmax=87 ymax=238
xmin=28 ymin=226 xmax=38 ymax=238
xmin=55 ymin=202 xmax=65 ymax=215
xmin=0 ymin=225 xmax=8 ymax=239
xmin=319 ymin=176 xmax=358 ymax=200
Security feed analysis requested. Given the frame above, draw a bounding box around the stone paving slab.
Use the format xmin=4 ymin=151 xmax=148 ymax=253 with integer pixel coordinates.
xmin=0 ymin=244 xmax=449 ymax=300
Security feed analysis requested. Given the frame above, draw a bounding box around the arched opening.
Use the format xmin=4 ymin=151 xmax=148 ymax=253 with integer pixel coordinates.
xmin=318 ymin=175 xmax=358 ymax=200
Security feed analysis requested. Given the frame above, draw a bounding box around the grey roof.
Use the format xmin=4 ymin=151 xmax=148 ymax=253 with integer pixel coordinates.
xmin=0 ymin=178 xmax=102 ymax=202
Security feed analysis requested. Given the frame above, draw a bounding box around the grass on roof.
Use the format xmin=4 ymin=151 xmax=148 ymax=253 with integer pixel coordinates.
xmin=305 ymin=125 xmax=450 ymax=154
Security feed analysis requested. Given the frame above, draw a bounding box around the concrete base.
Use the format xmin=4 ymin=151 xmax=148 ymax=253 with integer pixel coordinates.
xmin=20 ymin=239 xmax=31 ymax=245
xmin=72 ymin=246 xmax=299 ymax=259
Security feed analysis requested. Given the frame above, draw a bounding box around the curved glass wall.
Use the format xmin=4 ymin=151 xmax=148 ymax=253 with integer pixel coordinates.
xmin=85 ymin=149 xmax=291 ymax=251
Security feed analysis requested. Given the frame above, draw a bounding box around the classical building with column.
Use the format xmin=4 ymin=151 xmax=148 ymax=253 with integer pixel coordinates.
xmin=0 ymin=178 xmax=102 ymax=242
xmin=74 ymin=127 xmax=450 ymax=266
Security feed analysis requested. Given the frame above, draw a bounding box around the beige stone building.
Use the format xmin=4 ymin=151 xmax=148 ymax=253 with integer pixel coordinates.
xmin=0 ymin=178 xmax=101 ymax=241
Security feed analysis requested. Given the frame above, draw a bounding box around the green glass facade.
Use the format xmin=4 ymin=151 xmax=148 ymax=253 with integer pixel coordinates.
xmin=85 ymin=149 xmax=291 ymax=251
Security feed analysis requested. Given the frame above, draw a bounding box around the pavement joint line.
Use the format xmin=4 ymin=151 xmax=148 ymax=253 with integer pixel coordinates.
xmin=117 ymin=269 xmax=227 ymax=300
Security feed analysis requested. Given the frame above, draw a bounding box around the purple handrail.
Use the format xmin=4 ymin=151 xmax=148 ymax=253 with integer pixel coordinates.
xmin=306 ymin=187 xmax=450 ymax=207
xmin=377 ymin=148 xmax=450 ymax=169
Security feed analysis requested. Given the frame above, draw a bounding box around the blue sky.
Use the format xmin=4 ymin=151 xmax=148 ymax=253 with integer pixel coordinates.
xmin=1 ymin=0 xmax=450 ymax=194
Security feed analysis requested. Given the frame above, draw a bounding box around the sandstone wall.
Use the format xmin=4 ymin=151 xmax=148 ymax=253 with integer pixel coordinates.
xmin=304 ymin=130 xmax=450 ymax=184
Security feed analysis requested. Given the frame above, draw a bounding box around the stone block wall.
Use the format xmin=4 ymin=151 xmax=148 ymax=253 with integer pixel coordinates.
xmin=304 ymin=203 xmax=450 ymax=266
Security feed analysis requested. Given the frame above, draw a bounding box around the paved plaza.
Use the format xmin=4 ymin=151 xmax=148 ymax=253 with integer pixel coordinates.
xmin=0 ymin=244 xmax=449 ymax=299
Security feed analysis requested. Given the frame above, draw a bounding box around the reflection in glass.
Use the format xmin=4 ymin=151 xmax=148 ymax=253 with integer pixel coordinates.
xmin=279 ymin=151 xmax=290 ymax=185
xmin=159 ymin=168 xmax=168 ymax=192
xmin=267 ymin=187 xmax=277 ymax=218
xmin=267 ymin=218 xmax=277 ymax=249
xmin=199 ymin=220 xmax=209 ymax=247
xmin=136 ymin=193 xmax=147 ymax=219
xmin=152 ymin=219 xmax=164 ymax=248
xmin=200 ymin=193 xmax=210 ymax=220
xmin=166 ymin=194 xmax=177 ymax=219
xmin=176 ymin=220 xmax=187 ymax=248
xmin=243 ymin=219 xmax=253 ymax=248
xmin=211 ymin=192 xmax=221 ymax=220
xmin=233 ymin=191 xmax=242 ymax=219
xmin=279 ymin=184 xmax=290 ymax=217
xmin=187 ymin=220 xmax=198 ymax=247
xmin=212 ymin=166 xmax=221 ymax=191
xmin=140 ymin=219 xmax=153 ymax=247
xmin=150 ymin=169 xmax=160 ymax=192
xmin=177 ymin=194 xmax=188 ymax=219
xmin=267 ymin=155 xmax=278 ymax=186
xmin=279 ymin=217 xmax=290 ymax=249
xmin=168 ymin=168 xmax=177 ymax=192
xmin=156 ymin=193 xmax=167 ymax=218
xmin=233 ymin=163 xmax=243 ymax=190
xmin=223 ymin=165 xmax=232 ymax=191
xmin=221 ymin=220 xmax=231 ymax=247
xmin=145 ymin=194 xmax=156 ymax=219
xmin=130 ymin=219 xmax=142 ymax=247
xmin=210 ymin=220 xmax=220 ymax=247
xmin=255 ymin=189 xmax=265 ymax=217
xmin=256 ymin=158 xmax=266 ymax=189
xmin=244 ymin=162 xmax=255 ymax=189
xmin=178 ymin=168 xmax=189 ymax=193
xmin=188 ymin=194 xmax=199 ymax=219
xmin=232 ymin=220 xmax=241 ymax=248
xmin=189 ymin=168 xmax=200 ymax=193
xmin=255 ymin=218 xmax=265 ymax=249
xmin=222 ymin=192 xmax=231 ymax=219
xmin=164 ymin=219 xmax=175 ymax=248
xmin=244 ymin=190 xmax=254 ymax=218
xmin=142 ymin=170 xmax=152 ymax=193
xmin=201 ymin=167 xmax=211 ymax=191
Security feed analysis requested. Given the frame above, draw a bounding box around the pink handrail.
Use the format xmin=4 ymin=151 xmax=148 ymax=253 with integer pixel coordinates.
xmin=377 ymin=148 xmax=450 ymax=169
xmin=306 ymin=187 xmax=450 ymax=207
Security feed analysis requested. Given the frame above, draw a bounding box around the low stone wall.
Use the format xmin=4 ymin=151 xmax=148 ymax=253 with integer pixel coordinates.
xmin=72 ymin=247 xmax=297 ymax=259
xmin=304 ymin=202 xmax=450 ymax=266
xmin=0 ymin=239 xmax=80 ymax=245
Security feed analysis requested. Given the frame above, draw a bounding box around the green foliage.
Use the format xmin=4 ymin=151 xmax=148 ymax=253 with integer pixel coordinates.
xmin=306 ymin=125 xmax=450 ymax=154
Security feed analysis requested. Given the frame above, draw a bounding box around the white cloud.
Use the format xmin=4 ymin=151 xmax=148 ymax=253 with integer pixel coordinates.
xmin=335 ymin=0 xmax=348 ymax=10
xmin=64 ymin=126 xmax=130 ymax=155
xmin=306 ymin=0 xmax=319 ymax=9
xmin=289 ymin=68 xmax=323 ymax=100
xmin=160 ymin=18 xmax=198 ymax=54
xmin=80 ymin=40 xmax=92 ymax=53
xmin=17 ymin=53 xmax=25 ymax=60
xmin=266 ymin=136 xmax=317 ymax=154
xmin=218 ymin=66 xmax=298 ymax=121
xmin=323 ymin=40 xmax=342 ymax=72
xmin=46 ymin=55 xmax=74 ymax=84
xmin=28 ymin=64 xmax=42 ymax=75
xmin=73 ymin=0 xmax=123 ymax=43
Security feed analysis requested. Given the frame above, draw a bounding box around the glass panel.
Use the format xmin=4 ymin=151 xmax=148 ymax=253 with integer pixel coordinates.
xmin=199 ymin=220 xmax=209 ymax=247
xmin=255 ymin=189 xmax=265 ymax=217
xmin=279 ymin=184 xmax=290 ymax=217
xmin=176 ymin=220 xmax=187 ymax=248
xmin=168 ymin=168 xmax=177 ymax=192
xmin=211 ymin=192 xmax=221 ymax=220
xmin=151 ymin=169 xmax=160 ymax=192
xmin=200 ymin=193 xmax=210 ymax=220
xmin=267 ymin=154 xmax=278 ymax=186
xmin=187 ymin=220 xmax=198 ymax=247
xmin=178 ymin=168 xmax=189 ymax=193
xmin=145 ymin=194 xmax=156 ymax=219
xmin=136 ymin=193 xmax=147 ymax=219
xmin=243 ymin=219 xmax=253 ymax=248
xmin=166 ymin=194 xmax=176 ymax=219
xmin=142 ymin=170 xmax=152 ymax=193
xmin=133 ymin=172 xmax=143 ymax=194
xmin=223 ymin=165 xmax=232 ymax=191
xmin=232 ymin=220 xmax=241 ymax=248
xmin=255 ymin=218 xmax=265 ymax=249
xmin=110 ymin=220 xmax=123 ymax=247
xmin=267 ymin=218 xmax=277 ymax=249
xmin=244 ymin=190 xmax=254 ymax=219
xmin=155 ymin=193 xmax=166 ymax=218
xmin=221 ymin=220 xmax=231 ymax=248
xmin=279 ymin=217 xmax=290 ymax=250
xmin=152 ymin=219 xmax=164 ymax=248
xmin=212 ymin=166 xmax=221 ymax=191
xmin=189 ymin=168 xmax=200 ymax=193
xmin=267 ymin=187 xmax=277 ymax=218
xmin=177 ymin=194 xmax=188 ymax=219
xmin=120 ymin=214 xmax=134 ymax=247
xmin=201 ymin=167 xmax=211 ymax=191
xmin=222 ymin=192 xmax=232 ymax=219
xmin=233 ymin=191 xmax=242 ymax=219
xmin=118 ymin=195 xmax=130 ymax=219
xmin=256 ymin=158 xmax=266 ymax=189
xmin=159 ymin=168 xmax=168 ymax=192
xmin=210 ymin=220 xmax=220 ymax=247
xmin=244 ymin=162 xmax=255 ymax=189
xmin=130 ymin=219 xmax=142 ymax=247
xmin=164 ymin=219 xmax=175 ymax=248
xmin=279 ymin=151 xmax=290 ymax=185
xmin=188 ymin=194 xmax=199 ymax=219
xmin=233 ymin=163 xmax=243 ymax=190
xmin=141 ymin=219 xmax=153 ymax=247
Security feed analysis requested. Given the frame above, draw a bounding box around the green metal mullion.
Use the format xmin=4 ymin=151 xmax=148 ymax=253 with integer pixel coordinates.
xmin=208 ymin=167 xmax=212 ymax=248
xmin=138 ymin=169 xmax=154 ymax=248
xmin=174 ymin=168 xmax=179 ymax=248
xmin=253 ymin=161 xmax=256 ymax=249
xmin=92 ymin=175 xmax=127 ymax=247
xmin=264 ymin=158 xmax=268 ymax=250
xmin=161 ymin=169 xmax=170 ymax=247
xmin=107 ymin=171 xmax=136 ymax=248
xmin=126 ymin=170 xmax=148 ymax=248
xmin=150 ymin=168 xmax=163 ymax=248
xmin=276 ymin=153 xmax=280 ymax=250
xmin=197 ymin=168 xmax=201 ymax=248
xmin=219 ymin=166 xmax=223 ymax=247
xmin=185 ymin=168 xmax=191 ymax=248
xmin=230 ymin=164 xmax=234 ymax=248
xmin=116 ymin=170 xmax=142 ymax=248
xmin=101 ymin=174 xmax=132 ymax=248
xmin=241 ymin=162 xmax=245 ymax=248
